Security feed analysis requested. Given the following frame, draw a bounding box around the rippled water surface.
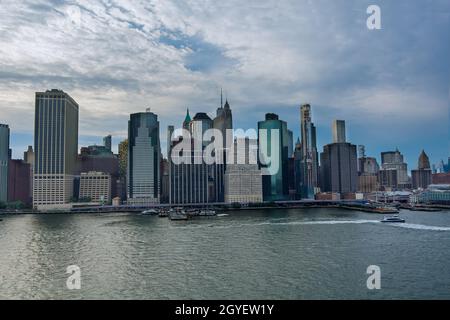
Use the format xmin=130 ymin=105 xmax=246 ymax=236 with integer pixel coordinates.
xmin=1 ymin=208 xmax=450 ymax=299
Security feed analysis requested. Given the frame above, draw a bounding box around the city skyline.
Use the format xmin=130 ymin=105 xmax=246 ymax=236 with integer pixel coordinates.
xmin=0 ymin=0 xmax=448 ymax=166
xmin=1 ymin=90 xmax=448 ymax=173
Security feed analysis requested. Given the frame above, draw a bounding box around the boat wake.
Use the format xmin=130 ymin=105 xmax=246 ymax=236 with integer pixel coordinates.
xmin=387 ymin=223 xmax=450 ymax=232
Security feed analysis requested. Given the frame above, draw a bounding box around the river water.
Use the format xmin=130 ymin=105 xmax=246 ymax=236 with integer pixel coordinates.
xmin=1 ymin=208 xmax=449 ymax=299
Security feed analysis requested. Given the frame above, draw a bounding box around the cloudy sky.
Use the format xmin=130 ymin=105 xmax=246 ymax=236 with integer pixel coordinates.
xmin=0 ymin=0 xmax=448 ymax=169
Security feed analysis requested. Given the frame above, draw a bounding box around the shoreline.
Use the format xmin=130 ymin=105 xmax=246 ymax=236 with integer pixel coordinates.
xmin=2 ymin=203 xmax=448 ymax=216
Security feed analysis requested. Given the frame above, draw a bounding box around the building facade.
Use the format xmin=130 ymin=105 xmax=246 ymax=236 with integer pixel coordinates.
xmin=258 ymin=113 xmax=289 ymax=201
xmin=127 ymin=110 xmax=161 ymax=205
xmin=8 ymin=159 xmax=31 ymax=205
xmin=224 ymin=138 xmax=262 ymax=204
xmin=320 ymin=142 xmax=358 ymax=194
xmin=381 ymin=149 xmax=409 ymax=188
xmin=378 ymin=168 xmax=398 ymax=190
xmin=432 ymin=173 xmax=450 ymax=185
xmin=299 ymin=104 xmax=319 ymax=199
xmin=79 ymin=171 xmax=111 ymax=204
xmin=33 ymin=90 xmax=79 ymax=209
xmin=412 ymin=150 xmax=432 ymax=189
xmin=332 ymin=120 xmax=346 ymax=143
xmin=0 ymin=124 xmax=9 ymax=203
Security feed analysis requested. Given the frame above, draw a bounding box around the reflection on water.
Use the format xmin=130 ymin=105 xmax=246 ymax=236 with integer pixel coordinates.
xmin=1 ymin=208 xmax=450 ymax=299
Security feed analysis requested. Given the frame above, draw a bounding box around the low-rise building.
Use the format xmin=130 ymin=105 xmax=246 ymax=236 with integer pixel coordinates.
xmin=79 ymin=171 xmax=111 ymax=204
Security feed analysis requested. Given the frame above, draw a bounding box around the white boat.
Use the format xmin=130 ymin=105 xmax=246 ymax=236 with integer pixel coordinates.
xmin=381 ymin=215 xmax=405 ymax=223
xmin=199 ymin=209 xmax=216 ymax=216
xmin=142 ymin=209 xmax=158 ymax=215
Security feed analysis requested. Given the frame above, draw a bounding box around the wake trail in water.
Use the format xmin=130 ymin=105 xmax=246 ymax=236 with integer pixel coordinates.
xmin=387 ymin=223 xmax=450 ymax=231
xmin=177 ymin=219 xmax=450 ymax=232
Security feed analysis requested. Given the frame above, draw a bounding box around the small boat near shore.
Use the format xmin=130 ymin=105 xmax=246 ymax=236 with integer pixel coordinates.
xmin=169 ymin=210 xmax=189 ymax=221
xmin=381 ymin=215 xmax=405 ymax=223
xmin=141 ymin=209 xmax=158 ymax=215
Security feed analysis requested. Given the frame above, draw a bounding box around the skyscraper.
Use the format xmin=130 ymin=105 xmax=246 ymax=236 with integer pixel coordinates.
xmin=332 ymin=120 xmax=346 ymax=143
xmin=213 ymin=93 xmax=233 ymax=150
xmin=103 ymin=135 xmax=112 ymax=152
xmin=24 ymin=145 xmax=35 ymax=201
xmin=169 ymin=113 xmax=212 ymax=204
xmin=412 ymin=150 xmax=432 ymax=189
xmin=258 ymin=113 xmax=289 ymax=201
xmin=380 ymin=149 xmax=409 ymax=188
xmin=357 ymin=146 xmax=379 ymax=193
xmin=127 ymin=110 xmax=161 ymax=205
xmin=0 ymin=124 xmax=10 ymax=203
xmin=299 ymin=104 xmax=319 ymax=198
xmin=320 ymin=120 xmax=358 ymax=194
xmin=212 ymin=95 xmax=233 ymax=202
xmin=287 ymin=129 xmax=294 ymax=158
xmin=117 ymin=139 xmax=128 ymax=201
xmin=33 ymin=90 xmax=79 ymax=209
xmin=224 ymin=138 xmax=262 ymax=204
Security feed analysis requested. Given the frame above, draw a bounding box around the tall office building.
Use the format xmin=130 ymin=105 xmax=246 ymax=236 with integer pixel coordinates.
xmin=381 ymin=149 xmax=409 ymax=188
xmin=299 ymin=104 xmax=319 ymax=198
xmin=258 ymin=113 xmax=289 ymax=201
xmin=103 ymin=135 xmax=112 ymax=152
xmin=0 ymin=124 xmax=10 ymax=203
xmin=24 ymin=145 xmax=35 ymax=201
xmin=320 ymin=121 xmax=358 ymax=194
xmin=167 ymin=125 xmax=174 ymax=159
xmin=224 ymin=138 xmax=262 ymax=204
xmin=117 ymin=139 xmax=128 ymax=201
xmin=169 ymin=113 xmax=213 ymax=204
xmin=332 ymin=120 xmax=346 ymax=143
xmin=212 ymin=95 xmax=233 ymax=203
xmin=287 ymin=129 xmax=294 ymax=158
xmin=127 ymin=110 xmax=161 ymax=205
xmin=213 ymin=92 xmax=233 ymax=149
xmin=33 ymin=90 xmax=79 ymax=209
xmin=357 ymin=148 xmax=379 ymax=193
xmin=412 ymin=150 xmax=432 ymax=189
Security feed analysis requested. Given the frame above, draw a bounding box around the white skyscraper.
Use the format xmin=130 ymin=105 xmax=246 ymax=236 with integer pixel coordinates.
xmin=33 ymin=90 xmax=79 ymax=210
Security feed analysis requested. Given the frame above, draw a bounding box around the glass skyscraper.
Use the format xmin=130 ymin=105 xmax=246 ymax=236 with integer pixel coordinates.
xmin=258 ymin=113 xmax=289 ymax=202
xmin=33 ymin=89 xmax=79 ymax=209
xmin=127 ymin=110 xmax=161 ymax=205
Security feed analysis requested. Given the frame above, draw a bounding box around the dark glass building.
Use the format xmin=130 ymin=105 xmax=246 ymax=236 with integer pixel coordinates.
xmin=127 ymin=110 xmax=161 ymax=205
xmin=258 ymin=113 xmax=289 ymax=201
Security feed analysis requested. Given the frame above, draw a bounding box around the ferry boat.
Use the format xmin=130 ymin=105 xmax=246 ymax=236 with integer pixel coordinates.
xmin=381 ymin=215 xmax=405 ymax=223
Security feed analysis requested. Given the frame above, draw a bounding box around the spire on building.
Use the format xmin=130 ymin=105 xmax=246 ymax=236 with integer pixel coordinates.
xmin=184 ymin=108 xmax=191 ymax=123
xmin=418 ymin=149 xmax=431 ymax=169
